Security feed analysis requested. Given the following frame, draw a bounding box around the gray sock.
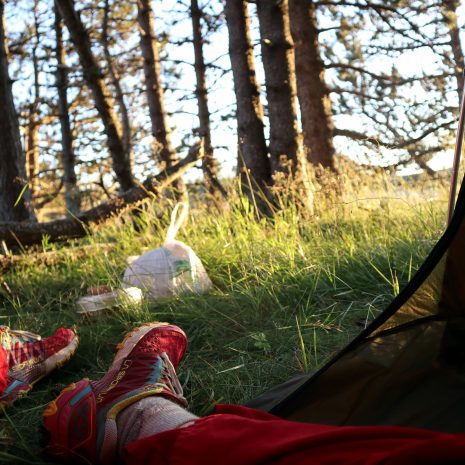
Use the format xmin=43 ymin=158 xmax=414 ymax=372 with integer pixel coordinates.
xmin=116 ymin=397 xmax=199 ymax=456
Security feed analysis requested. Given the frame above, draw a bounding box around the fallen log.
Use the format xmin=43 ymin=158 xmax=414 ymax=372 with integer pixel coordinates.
xmin=0 ymin=148 xmax=201 ymax=247
xmin=0 ymin=243 xmax=115 ymax=274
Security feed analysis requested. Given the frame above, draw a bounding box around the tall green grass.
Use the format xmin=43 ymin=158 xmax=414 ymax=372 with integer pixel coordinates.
xmin=0 ymin=173 xmax=449 ymax=463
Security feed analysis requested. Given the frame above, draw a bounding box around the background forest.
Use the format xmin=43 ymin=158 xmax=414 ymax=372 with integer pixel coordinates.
xmin=0 ymin=0 xmax=463 ymax=229
xmin=0 ymin=0 xmax=463 ymax=463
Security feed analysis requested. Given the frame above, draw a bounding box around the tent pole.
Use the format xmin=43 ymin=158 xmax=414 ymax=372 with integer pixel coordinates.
xmin=448 ymin=70 xmax=465 ymax=225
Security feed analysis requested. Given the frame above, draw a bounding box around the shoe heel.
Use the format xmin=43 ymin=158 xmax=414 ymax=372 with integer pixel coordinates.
xmin=43 ymin=379 xmax=97 ymax=464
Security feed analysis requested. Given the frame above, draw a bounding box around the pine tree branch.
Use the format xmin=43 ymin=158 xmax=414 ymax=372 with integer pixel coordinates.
xmin=325 ymin=63 xmax=453 ymax=85
xmin=334 ymin=119 xmax=455 ymax=149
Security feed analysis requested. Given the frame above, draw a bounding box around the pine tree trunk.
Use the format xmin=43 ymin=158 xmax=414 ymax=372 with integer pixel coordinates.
xmin=224 ymin=0 xmax=271 ymax=194
xmin=56 ymin=0 xmax=134 ymax=192
xmin=54 ymin=1 xmax=80 ymax=214
xmin=0 ymin=1 xmax=34 ymax=222
xmin=136 ymin=0 xmax=185 ymax=194
xmin=27 ymin=1 xmax=41 ymax=200
xmin=102 ymin=0 xmax=131 ymax=156
xmin=442 ymin=0 xmax=464 ymax=101
xmin=256 ymin=0 xmax=301 ymax=176
xmin=191 ymin=0 xmax=225 ymax=201
xmin=26 ymin=112 xmax=39 ymax=199
xmin=26 ymin=1 xmax=41 ymax=199
xmin=289 ymin=0 xmax=336 ymax=171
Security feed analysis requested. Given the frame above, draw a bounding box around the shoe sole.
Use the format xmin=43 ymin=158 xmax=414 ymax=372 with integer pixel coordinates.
xmin=44 ymin=334 xmax=80 ymax=375
xmin=0 ymin=334 xmax=80 ymax=408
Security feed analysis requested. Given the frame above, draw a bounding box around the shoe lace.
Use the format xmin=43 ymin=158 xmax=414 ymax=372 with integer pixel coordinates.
xmin=157 ymin=352 xmax=186 ymax=402
xmin=0 ymin=326 xmax=41 ymax=366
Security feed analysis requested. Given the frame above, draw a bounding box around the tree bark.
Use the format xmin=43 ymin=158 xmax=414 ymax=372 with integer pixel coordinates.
xmin=102 ymin=0 xmax=131 ymax=156
xmin=442 ymin=0 xmax=465 ymax=102
xmin=26 ymin=110 xmax=39 ymax=198
xmin=191 ymin=0 xmax=225 ymax=201
xmin=0 ymin=147 xmax=201 ymax=247
xmin=54 ymin=1 xmax=80 ymax=214
xmin=256 ymin=0 xmax=302 ymax=176
xmin=289 ymin=0 xmax=336 ymax=171
xmin=26 ymin=0 xmax=40 ymax=199
xmin=224 ymin=0 xmax=271 ymax=194
xmin=136 ymin=0 xmax=185 ymax=194
xmin=0 ymin=1 xmax=34 ymax=222
xmin=56 ymin=0 xmax=134 ymax=192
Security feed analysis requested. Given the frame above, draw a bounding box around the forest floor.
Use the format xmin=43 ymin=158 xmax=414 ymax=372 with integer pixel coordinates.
xmin=0 ymin=173 xmax=450 ymax=463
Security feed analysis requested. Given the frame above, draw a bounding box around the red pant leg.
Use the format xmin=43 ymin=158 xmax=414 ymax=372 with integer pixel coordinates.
xmin=0 ymin=346 xmax=7 ymax=394
xmin=123 ymin=405 xmax=465 ymax=465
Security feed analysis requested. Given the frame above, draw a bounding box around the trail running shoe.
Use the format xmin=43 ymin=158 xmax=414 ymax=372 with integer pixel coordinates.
xmin=0 ymin=326 xmax=79 ymax=408
xmin=43 ymin=322 xmax=187 ymax=464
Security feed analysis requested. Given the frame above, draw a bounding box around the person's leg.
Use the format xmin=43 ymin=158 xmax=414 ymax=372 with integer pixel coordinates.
xmin=0 ymin=326 xmax=78 ymax=407
xmin=116 ymin=396 xmax=197 ymax=456
xmin=122 ymin=404 xmax=465 ymax=465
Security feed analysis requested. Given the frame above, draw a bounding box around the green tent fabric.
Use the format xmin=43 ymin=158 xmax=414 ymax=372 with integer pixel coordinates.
xmin=247 ymin=179 xmax=465 ymax=433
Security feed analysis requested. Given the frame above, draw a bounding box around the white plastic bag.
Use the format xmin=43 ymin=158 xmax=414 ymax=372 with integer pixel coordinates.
xmin=76 ymin=203 xmax=212 ymax=315
xmin=122 ymin=202 xmax=212 ymax=299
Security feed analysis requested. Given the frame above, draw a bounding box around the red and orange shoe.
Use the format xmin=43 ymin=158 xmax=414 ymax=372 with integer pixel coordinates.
xmin=0 ymin=326 xmax=79 ymax=408
xmin=43 ymin=322 xmax=187 ymax=464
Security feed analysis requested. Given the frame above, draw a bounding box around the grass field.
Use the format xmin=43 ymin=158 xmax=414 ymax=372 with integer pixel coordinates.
xmin=0 ymin=174 xmax=450 ymax=463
